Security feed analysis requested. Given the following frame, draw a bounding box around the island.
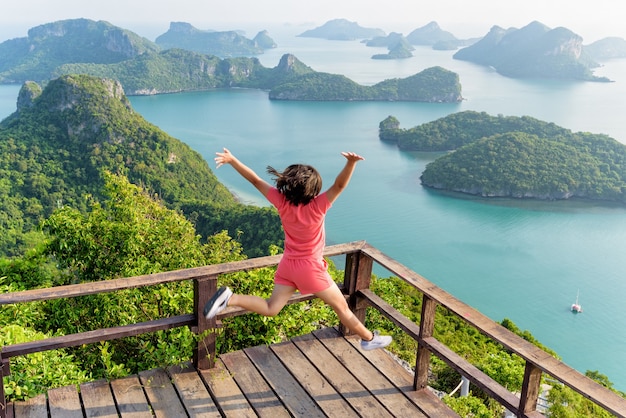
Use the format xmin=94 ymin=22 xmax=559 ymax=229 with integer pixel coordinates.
xmin=405 ymin=21 xmax=474 ymax=49
xmin=297 ymin=18 xmax=385 ymax=40
xmin=380 ymin=111 xmax=626 ymax=203
xmin=155 ymin=22 xmax=276 ymax=57
xmin=268 ymin=65 xmax=462 ymax=101
xmin=366 ymin=33 xmax=414 ymax=59
xmin=453 ymin=21 xmax=610 ymax=81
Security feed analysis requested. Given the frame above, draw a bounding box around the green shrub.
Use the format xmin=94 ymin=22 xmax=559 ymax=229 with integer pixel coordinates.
xmin=0 ymin=325 xmax=90 ymax=401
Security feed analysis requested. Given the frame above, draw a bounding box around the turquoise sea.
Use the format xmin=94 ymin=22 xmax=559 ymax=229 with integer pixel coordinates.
xmin=1 ymin=30 xmax=625 ymax=391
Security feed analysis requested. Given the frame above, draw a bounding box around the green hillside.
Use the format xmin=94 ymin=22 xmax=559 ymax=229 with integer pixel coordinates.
xmin=0 ymin=74 xmax=282 ymax=257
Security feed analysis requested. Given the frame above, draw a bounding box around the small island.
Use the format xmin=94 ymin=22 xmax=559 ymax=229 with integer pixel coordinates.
xmin=155 ymin=22 xmax=276 ymax=57
xmin=297 ymin=18 xmax=385 ymax=40
xmin=380 ymin=111 xmax=626 ymax=203
xmin=367 ymin=33 xmax=414 ymax=60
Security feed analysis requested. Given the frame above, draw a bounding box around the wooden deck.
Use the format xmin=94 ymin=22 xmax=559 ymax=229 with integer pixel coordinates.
xmin=6 ymin=327 xmax=459 ymax=417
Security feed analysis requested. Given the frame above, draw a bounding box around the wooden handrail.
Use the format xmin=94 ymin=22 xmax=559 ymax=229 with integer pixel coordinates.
xmin=357 ymin=243 xmax=626 ymax=417
xmin=2 ymin=315 xmax=195 ymax=358
xmin=0 ymin=241 xmax=364 ymax=306
xmin=1 ymin=240 xmax=625 ymax=418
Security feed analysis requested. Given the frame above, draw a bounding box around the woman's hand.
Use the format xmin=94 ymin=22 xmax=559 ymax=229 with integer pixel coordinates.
xmin=341 ymin=151 xmax=365 ymax=163
xmin=215 ymin=148 xmax=235 ymax=168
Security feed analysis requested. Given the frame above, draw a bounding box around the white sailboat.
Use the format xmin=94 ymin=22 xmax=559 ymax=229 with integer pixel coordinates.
xmin=571 ymin=290 xmax=583 ymax=313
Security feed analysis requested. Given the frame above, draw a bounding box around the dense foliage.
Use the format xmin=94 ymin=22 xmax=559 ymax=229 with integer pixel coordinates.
xmin=54 ymin=50 xmax=294 ymax=95
xmin=269 ymin=72 xmax=369 ymax=100
xmin=179 ymin=201 xmax=283 ymax=259
xmin=0 ymin=324 xmax=91 ymax=400
xmin=0 ymin=74 xmax=282 ymax=258
xmin=1 ymin=174 xmax=344 ymax=404
xmin=0 ymin=173 xmax=247 ymax=399
xmin=379 ymin=111 xmax=626 ymax=203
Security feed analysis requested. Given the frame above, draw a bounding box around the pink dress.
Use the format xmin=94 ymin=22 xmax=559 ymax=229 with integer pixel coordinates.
xmin=266 ymin=187 xmax=334 ymax=294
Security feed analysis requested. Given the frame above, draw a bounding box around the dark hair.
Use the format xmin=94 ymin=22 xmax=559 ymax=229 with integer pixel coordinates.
xmin=267 ymin=164 xmax=322 ymax=206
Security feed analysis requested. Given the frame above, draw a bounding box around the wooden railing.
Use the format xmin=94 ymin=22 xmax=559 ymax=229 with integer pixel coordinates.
xmin=1 ymin=241 xmax=625 ymax=418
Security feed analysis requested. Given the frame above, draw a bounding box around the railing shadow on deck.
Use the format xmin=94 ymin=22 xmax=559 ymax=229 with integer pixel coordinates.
xmin=1 ymin=241 xmax=625 ymax=418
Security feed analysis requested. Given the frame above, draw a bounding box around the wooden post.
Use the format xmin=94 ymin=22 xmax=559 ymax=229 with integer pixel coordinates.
xmin=519 ymin=362 xmax=542 ymax=415
xmin=415 ymin=295 xmax=437 ymax=390
xmin=341 ymin=251 xmax=373 ymax=336
xmin=1 ymin=355 xmax=8 ymax=418
xmin=193 ymin=275 xmax=218 ymax=370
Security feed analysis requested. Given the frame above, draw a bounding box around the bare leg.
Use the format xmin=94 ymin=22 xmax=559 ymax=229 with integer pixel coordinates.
xmin=228 ymin=284 xmax=296 ymax=317
xmin=314 ymin=282 xmax=374 ymax=341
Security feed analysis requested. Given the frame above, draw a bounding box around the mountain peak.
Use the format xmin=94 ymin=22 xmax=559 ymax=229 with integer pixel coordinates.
xmin=41 ymin=74 xmax=127 ymax=112
xmin=14 ymin=75 xmax=131 ymax=145
xmin=16 ymin=81 xmax=43 ymax=111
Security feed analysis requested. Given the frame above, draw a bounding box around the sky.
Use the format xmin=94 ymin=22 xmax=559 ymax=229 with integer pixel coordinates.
xmin=1 ymin=0 xmax=625 ymax=43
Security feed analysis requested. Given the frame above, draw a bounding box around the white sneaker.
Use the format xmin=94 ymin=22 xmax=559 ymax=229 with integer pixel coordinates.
xmin=360 ymin=330 xmax=392 ymax=351
xmin=203 ymin=286 xmax=233 ymax=319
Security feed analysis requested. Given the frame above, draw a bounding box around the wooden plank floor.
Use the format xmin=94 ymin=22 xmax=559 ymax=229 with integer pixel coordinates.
xmin=7 ymin=327 xmax=459 ymax=417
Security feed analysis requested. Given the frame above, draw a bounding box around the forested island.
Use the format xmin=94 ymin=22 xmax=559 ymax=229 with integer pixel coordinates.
xmin=268 ymin=65 xmax=461 ymax=101
xmin=0 ymin=19 xmax=462 ymax=102
xmin=380 ymin=111 xmax=626 ymax=203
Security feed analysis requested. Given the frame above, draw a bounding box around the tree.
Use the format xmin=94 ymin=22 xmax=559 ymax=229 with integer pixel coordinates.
xmin=43 ymin=171 xmax=243 ymax=282
xmin=37 ymin=171 xmax=246 ymax=377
